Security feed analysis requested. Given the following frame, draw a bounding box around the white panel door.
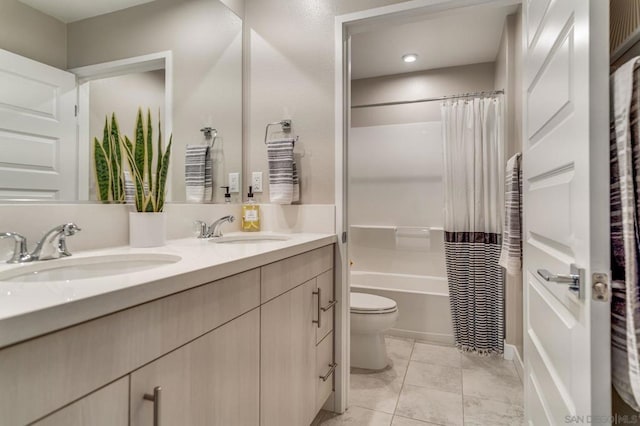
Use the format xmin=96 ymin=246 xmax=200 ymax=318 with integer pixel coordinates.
xmin=0 ymin=49 xmax=77 ymax=200
xmin=523 ymin=0 xmax=610 ymax=423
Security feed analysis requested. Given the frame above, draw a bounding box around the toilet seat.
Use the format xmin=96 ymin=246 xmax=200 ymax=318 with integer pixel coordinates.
xmin=350 ymin=292 xmax=398 ymax=314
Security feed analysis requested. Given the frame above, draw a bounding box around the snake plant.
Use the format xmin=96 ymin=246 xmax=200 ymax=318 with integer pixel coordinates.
xmin=122 ymin=108 xmax=172 ymax=212
xmin=94 ymin=114 xmax=125 ymax=202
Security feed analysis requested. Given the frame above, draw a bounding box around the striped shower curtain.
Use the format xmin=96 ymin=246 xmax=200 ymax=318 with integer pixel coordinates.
xmin=441 ymin=96 xmax=505 ymax=354
xmin=610 ymin=58 xmax=640 ymax=412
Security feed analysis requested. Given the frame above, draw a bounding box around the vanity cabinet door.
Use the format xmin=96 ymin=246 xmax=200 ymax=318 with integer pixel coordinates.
xmin=261 ymin=278 xmax=317 ymax=426
xmin=129 ymin=309 xmax=260 ymax=426
xmin=33 ymin=377 xmax=129 ymax=426
xmin=316 ymin=331 xmax=335 ymax=413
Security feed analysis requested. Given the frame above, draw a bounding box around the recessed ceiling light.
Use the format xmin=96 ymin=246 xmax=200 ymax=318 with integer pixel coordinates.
xmin=402 ymin=53 xmax=418 ymax=63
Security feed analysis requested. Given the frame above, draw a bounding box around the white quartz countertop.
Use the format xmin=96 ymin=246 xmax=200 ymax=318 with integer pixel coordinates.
xmin=0 ymin=232 xmax=336 ymax=348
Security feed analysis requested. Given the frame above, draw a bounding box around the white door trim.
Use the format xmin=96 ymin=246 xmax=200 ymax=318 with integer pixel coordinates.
xmin=334 ymin=0 xmax=521 ymax=413
xmin=71 ymin=51 xmax=173 ymax=201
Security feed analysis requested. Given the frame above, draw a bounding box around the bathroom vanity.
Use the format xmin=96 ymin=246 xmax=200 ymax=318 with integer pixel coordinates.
xmin=0 ymin=234 xmax=336 ymax=425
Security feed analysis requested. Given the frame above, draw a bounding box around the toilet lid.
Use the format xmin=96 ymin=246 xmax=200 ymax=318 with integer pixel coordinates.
xmin=350 ymin=292 xmax=397 ymax=314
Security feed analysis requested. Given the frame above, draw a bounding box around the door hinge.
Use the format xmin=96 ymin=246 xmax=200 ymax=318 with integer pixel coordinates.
xmin=341 ymin=231 xmax=347 ymax=243
xmin=592 ymin=272 xmax=610 ymax=302
xmin=74 ymin=105 xmax=78 ymax=117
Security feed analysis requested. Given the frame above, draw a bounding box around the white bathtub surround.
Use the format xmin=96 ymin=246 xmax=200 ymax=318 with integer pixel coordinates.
xmin=128 ymin=211 xmax=167 ymax=247
xmin=349 ymin=226 xmax=445 ymax=277
xmin=351 ymin=271 xmax=454 ymax=344
xmin=349 ymin=122 xmax=443 ymax=228
xmin=442 ymin=96 xmax=505 ymax=355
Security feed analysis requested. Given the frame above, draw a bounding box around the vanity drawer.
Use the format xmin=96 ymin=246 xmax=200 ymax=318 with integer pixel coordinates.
xmin=261 ymin=245 xmax=333 ymax=303
xmin=316 ymin=331 xmax=335 ymax=413
xmin=0 ymin=269 xmax=260 ymax=426
xmin=316 ymin=269 xmax=335 ymax=344
xmin=33 ymin=377 xmax=129 ymax=426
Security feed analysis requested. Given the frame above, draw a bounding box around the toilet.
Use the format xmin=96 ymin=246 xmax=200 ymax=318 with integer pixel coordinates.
xmin=350 ymin=292 xmax=399 ymax=370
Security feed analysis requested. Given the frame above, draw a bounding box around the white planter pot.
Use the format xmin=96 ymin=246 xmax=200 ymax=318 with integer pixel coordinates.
xmin=129 ymin=212 xmax=166 ymax=248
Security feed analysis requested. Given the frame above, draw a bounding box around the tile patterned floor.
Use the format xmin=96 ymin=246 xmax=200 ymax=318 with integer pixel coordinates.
xmin=317 ymin=337 xmax=524 ymax=426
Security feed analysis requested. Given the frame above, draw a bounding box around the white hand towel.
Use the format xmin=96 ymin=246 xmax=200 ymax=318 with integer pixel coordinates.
xmin=498 ymin=152 xmax=522 ymax=275
xmin=268 ymin=138 xmax=296 ymax=204
xmin=185 ymin=145 xmax=211 ymax=202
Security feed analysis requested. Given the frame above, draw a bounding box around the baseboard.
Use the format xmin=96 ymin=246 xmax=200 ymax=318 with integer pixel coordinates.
xmin=504 ymin=341 xmax=524 ymax=382
xmin=513 ymin=346 xmax=524 ymax=383
xmin=503 ymin=342 xmax=515 ymax=360
xmin=386 ymin=328 xmax=455 ymax=345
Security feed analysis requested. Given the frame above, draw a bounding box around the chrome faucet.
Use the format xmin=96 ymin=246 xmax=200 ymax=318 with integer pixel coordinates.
xmin=0 ymin=232 xmax=31 ymax=263
xmin=30 ymin=223 xmax=82 ymax=261
xmin=195 ymin=215 xmax=235 ymax=238
xmin=210 ymin=215 xmax=235 ymax=238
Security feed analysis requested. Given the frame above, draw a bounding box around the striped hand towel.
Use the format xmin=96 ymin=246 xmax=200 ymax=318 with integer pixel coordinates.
xmin=268 ymin=138 xmax=297 ymax=204
xmin=185 ymin=145 xmax=213 ymax=202
xmin=292 ymin=160 xmax=300 ymax=202
xmin=498 ymin=152 xmax=522 ymax=275
xmin=124 ymin=170 xmax=135 ymax=205
xmin=204 ymin=148 xmax=213 ymax=201
xmin=610 ymin=57 xmax=640 ymax=411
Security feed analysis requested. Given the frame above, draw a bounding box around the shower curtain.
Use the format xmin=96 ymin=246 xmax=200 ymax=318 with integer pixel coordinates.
xmin=441 ymin=96 xmax=505 ymax=354
xmin=610 ymin=58 xmax=640 ymax=412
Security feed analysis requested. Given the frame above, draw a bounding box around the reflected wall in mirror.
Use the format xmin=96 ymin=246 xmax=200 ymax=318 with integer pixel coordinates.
xmin=87 ymin=69 xmax=166 ymax=202
xmin=0 ymin=0 xmax=242 ymax=203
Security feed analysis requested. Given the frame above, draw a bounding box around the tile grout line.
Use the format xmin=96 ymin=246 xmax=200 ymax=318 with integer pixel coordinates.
xmin=391 ymin=338 xmax=417 ymax=423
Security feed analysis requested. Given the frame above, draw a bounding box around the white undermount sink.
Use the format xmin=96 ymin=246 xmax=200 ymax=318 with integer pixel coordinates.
xmin=211 ymin=234 xmax=291 ymax=244
xmin=0 ymin=253 xmax=182 ymax=283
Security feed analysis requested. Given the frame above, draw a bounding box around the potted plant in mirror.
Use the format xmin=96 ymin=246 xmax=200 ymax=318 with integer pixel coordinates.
xmin=94 ymin=114 xmax=125 ymax=203
xmin=123 ymin=108 xmax=172 ymax=248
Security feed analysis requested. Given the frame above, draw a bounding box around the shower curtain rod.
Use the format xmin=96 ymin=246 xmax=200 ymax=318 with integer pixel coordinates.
xmin=351 ymin=89 xmax=504 ymax=109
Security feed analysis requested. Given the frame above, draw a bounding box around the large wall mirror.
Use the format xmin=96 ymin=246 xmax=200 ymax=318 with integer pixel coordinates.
xmin=0 ymin=0 xmax=243 ymax=203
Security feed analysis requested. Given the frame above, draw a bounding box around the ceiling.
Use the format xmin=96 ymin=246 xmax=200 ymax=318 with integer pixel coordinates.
xmin=19 ymin=0 xmax=157 ymax=23
xmin=351 ymin=5 xmax=518 ymax=80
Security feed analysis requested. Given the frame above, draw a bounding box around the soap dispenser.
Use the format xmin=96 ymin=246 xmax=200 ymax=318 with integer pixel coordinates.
xmin=241 ymin=186 xmax=261 ymax=232
xmin=221 ymin=186 xmax=231 ymax=203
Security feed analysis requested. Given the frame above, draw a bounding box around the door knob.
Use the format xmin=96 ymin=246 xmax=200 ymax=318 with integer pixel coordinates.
xmin=536 ymin=264 xmax=583 ymax=299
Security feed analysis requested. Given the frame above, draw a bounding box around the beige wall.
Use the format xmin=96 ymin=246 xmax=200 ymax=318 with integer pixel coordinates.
xmin=351 ymin=62 xmax=496 ymax=127
xmin=88 ymin=70 xmax=166 ymax=200
xmin=0 ymin=0 xmax=66 ymax=69
xmin=220 ymin=0 xmax=244 ymax=17
xmin=495 ymin=10 xmax=523 ymax=360
xmin=68 ymin=0 xmax=243 ymax=203
xmin=243 ymin=0 xmax=408 ymax=204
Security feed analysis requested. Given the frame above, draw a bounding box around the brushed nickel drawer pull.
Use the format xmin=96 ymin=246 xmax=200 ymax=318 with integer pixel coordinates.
xmin=321 ymin=299 xmax=337 ymax=312
xmin=320 ymin=362 xmax=337 ymax=382
xmin=312 ymin=289 xmax=321 ymax=328
xmin=143 ymin=386 xmax=162 ymax=426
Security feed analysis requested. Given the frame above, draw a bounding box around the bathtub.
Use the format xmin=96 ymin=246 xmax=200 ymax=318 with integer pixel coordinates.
xmin=350 ymin=271 xmax=454 ymax=344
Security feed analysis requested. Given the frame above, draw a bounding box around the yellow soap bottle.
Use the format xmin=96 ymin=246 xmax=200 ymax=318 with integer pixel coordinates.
xmin=241 ymin=186 xmax=261 ymax=232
